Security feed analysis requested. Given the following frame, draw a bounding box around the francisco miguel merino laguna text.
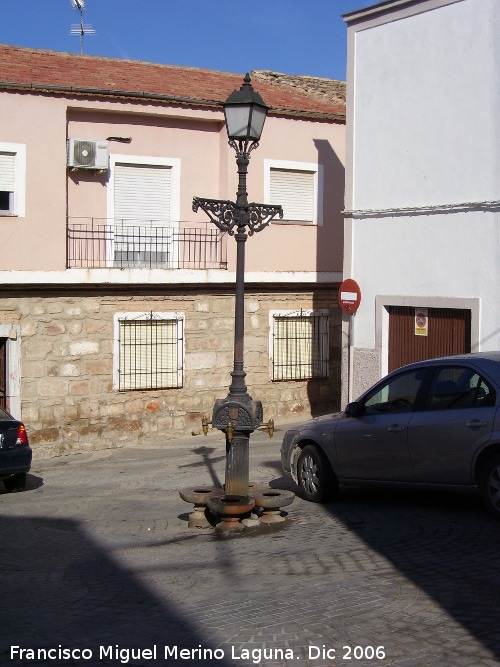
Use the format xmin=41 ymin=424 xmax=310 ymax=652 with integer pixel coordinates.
xmin=10 ymin=644 xmax=299 ymax=664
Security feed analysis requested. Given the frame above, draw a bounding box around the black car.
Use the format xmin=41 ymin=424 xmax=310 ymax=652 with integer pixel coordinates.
xmin=0 ymin=406 xmax=32 ymax=492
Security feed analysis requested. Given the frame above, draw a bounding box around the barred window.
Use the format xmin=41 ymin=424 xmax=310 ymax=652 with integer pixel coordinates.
xmin=271 ymin=311 xmax=329 ymax=381
xmin=116 ymin=313 xmax=183 ymax=390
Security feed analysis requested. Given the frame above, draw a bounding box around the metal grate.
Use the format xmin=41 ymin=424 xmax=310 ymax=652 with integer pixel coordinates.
xmin=67 ymin=219 xmax=227 ymax=270
xmin=118 ymin=315 xmax=183 ymax=391
xmin=272 ymin=312 xmax=328 ymax=381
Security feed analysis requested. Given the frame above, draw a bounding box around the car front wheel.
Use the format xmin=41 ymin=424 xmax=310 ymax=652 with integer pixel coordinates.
xmin=297 ymin=444 xmax=338 ymax=503
xmin=480 ymin=455 xmax=500 ymax=519
xmin=3 ymin=473 xmax=27 ymax=493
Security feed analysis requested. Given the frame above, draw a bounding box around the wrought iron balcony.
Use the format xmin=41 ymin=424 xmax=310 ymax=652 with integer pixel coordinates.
xmin=67 ymin=218 xmax=228 ymax=270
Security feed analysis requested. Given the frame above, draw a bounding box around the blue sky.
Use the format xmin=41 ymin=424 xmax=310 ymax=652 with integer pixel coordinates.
xmin=0 ymin=1 xmax=374 ymax=81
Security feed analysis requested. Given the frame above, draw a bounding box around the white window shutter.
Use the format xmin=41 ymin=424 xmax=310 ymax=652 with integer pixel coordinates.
xmin=0 ymin=153 xmax=15 ymax=192
xmin=270 ymin=168 xmax=315 ymax=223
xmin=114 ymin=163 xmax=172 ymax=226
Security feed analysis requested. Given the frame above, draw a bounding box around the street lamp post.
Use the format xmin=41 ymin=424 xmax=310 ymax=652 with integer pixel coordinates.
xmin=193 ymin=74 xmax=283 ymax=502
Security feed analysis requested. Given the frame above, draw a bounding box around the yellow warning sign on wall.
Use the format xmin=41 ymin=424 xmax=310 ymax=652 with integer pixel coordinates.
xmin=415 ymin=308 xmax=428 ymax=336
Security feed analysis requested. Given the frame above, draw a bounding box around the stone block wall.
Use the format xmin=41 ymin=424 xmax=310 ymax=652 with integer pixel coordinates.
xmin=1 ymin=286 xmax=341 ymax=458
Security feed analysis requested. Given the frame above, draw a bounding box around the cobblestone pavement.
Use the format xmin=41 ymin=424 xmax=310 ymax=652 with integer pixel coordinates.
xmin=1 ymin=421 xmax=500 ymax=667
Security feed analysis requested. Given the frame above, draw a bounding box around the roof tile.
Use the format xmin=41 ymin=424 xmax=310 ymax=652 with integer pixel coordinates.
xmin=0 ymin=44 xmax=345 ymax=120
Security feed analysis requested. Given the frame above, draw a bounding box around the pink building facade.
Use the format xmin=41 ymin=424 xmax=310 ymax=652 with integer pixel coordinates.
xmin=0 ymin=46 xmax=345 ymax=456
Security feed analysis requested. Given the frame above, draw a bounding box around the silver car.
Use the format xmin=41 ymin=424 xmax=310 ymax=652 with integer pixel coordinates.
xmin=281 ymin=352 xmax=500 ymax=518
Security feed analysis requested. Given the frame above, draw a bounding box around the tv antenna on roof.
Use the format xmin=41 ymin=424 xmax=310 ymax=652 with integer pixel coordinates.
xmin=70 ymin=0 xmax=95 ymax=55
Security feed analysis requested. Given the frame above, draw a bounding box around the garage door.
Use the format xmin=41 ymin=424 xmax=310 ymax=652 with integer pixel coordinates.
xmin=388 ymin=306 xmax=471 ymax=372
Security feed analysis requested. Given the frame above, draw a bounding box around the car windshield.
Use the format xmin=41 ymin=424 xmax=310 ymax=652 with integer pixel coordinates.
xmin=364 ymin=368 xmax=427 ymax=414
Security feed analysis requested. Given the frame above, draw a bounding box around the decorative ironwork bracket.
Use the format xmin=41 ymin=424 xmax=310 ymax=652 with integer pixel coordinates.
xmin=193 ymin=197 xmax=283 ymax=236
xmin=228 ymin=138 xmax=260 ymax=159
xmin=247 ymin=203 xmax=283 ymax=235
xmin=192 ymin=198 xmax=239 ymax=235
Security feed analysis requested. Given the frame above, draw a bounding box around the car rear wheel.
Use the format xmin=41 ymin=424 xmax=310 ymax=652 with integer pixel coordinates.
xmin=480 ymin=455 xmax=500 ymax=519
xmin=297 ymin=444 xmax=338 ymax=503
xmin=3 ymin=472 xmax=27 ymax=493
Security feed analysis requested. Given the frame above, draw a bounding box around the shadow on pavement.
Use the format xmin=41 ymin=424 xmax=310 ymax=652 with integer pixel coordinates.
xmin=0 ymin=515 xmax=233 ymax=667
xmin=0 ymin=473 xmax=44 ymax=495
xmin=333 ymin=486 xmax=500 ymax=659
xmin=280 ymin=473 xmax=500 ymax=663
xmin=181 ymin=446 xmax=226 ymax=488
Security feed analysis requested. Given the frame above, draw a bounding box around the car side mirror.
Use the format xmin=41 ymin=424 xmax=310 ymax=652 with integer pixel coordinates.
xmin=345 ymin=401 xmax=363 ymax=418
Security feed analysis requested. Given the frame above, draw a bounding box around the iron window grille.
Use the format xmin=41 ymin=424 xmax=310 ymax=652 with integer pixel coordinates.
xmin=272 ymin=311 xmax=329 ymax=381
xmin=67 ymin=219 xmax=227 ymax=270
xmin=118 ymin=313 xmax=184 ymax=391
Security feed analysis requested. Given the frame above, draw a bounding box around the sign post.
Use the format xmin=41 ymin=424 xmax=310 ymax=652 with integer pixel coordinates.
xmin=338 ymin=279 xmax=362 ymax=403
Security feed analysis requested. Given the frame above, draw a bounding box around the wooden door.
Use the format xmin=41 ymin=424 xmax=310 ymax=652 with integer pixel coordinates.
xmin=388 ymin=306 xmax=471 ymax=372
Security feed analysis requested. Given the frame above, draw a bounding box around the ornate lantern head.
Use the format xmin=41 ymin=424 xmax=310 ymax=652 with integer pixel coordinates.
xmin=223 ymin=74 xmax=268 ymax=144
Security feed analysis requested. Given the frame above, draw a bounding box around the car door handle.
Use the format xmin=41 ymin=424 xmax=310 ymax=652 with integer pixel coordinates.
xmin=388 ymin=425 xmax=405 ymax=433
xmin=466 ymin=419 xmax=487 ymax=428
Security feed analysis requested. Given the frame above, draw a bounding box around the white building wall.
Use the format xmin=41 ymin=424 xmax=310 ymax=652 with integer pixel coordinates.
xmin=352 ymin=213 xmax=500 ymax=351
xmin=352 ymin=0 xmax=499 ymax=210
xmin=344 ymin=0 xmax=500 ymax=401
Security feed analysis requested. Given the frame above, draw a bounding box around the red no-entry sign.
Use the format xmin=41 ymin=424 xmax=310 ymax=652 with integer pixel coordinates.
xmin=338 ymin=278 xmax=361 ymax=314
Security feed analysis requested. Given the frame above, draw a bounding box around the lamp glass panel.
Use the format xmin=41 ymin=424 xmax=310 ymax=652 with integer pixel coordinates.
xmin=224 ymin=104 xmax=252 ymax=139
xmin=249 ymin=106 xmax=267 ymax=141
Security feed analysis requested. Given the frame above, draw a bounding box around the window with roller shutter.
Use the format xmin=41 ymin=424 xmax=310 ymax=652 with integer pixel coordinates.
xmin=270 ymin=168 xmax=315 ymax=223
xmin=108 ymin=155 xmax=180 ymax=268
xmin=265 ymin=159 xmax=322 ymax=226
xmin=0 ymin=153 xmax=15 ymax=214
xmin=0 ymin=144 xmax=25 ymax=217
xmin=113 ymin=163 xmax=172 ymax=267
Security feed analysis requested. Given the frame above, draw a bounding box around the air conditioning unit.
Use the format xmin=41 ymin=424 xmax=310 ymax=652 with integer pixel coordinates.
xmin=67 ymin=138 xmax=109 ymax=170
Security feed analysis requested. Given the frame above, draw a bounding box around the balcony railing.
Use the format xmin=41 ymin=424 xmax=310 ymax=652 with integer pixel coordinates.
xmin=67 ymin=218 xmax=228 ymax=270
